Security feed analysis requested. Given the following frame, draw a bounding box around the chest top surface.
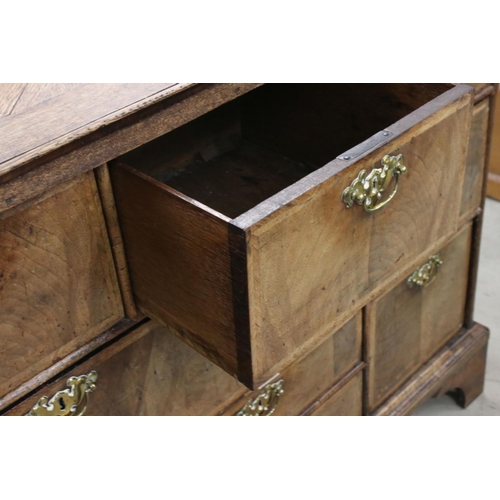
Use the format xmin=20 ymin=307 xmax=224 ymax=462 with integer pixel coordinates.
xmin=0 ymin=83 xmax=188 ymax=182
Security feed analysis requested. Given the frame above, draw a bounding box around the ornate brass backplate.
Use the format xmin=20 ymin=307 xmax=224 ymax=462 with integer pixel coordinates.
xmin=237 ymin=379 xmax=284 ymax=416
xmin=407 ymin=255 xmax=443 ymax=289
xmin=26 ymin=371 xmax=98 ymax=416
xmin=342 ymin=154 xmax=407 ymax=212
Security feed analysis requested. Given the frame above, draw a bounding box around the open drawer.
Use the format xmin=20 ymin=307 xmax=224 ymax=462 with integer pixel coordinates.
xmin=110 ymin=84 xmax=473 ymax=388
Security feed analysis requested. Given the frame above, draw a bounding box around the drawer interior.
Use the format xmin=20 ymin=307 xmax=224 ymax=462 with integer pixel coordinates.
xmin=118 ymin=84 xmax=452 ymax=218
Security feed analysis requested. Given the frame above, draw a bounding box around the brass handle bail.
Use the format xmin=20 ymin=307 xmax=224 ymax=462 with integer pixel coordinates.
xmin=342 ymin=154 xmax=407 ymax=212
xmin=236 ymin=379 xmax=284 ymax=416
xmin=407 ymin=255 xmax=443 ymax=289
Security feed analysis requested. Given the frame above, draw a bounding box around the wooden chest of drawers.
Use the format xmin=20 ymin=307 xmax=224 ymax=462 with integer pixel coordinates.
xmin=0 ymin=83 xmax=494 ymax=416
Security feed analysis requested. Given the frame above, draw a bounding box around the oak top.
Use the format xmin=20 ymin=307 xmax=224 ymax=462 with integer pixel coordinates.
xmin=0 ymin=83 xmax=487 ymax=187
xmin=0 ymin=83 xmax=192 ymax=182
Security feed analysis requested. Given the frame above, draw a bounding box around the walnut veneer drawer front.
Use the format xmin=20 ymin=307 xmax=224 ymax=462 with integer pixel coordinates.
xmin=0 ymin=172 xmax=124 ymax=399
xmin=7 ymin=313 xmax=361 ymax=416
xmin=307 ymin=372 xmax=363 ymax=416
xmin=365 ymin=223 xmax=473 ymax=412
xmin=7 ymin=321 xmax=246 ymax=416
xmin=110 ymin=84 xmax=473 ymax=388
xmin=460 ymin=98 xmax=490 ymax=219
xmin=226 ymin=313 xmax=362 ymax=416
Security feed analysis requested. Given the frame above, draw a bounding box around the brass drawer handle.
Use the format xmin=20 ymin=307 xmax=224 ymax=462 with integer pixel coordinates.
xmin=26 ymin=371 xmax=98 ymax=416
xmin=407 ymin=255 xmax=443 ymax=289
xmin=342 ymin=154 xmax=407 ymax=212
xmin=236 ymin=379 xmax=284 ymax=416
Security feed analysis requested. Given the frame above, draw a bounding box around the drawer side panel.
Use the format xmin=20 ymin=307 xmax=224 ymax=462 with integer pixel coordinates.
xmin=110 ymin=164 xmax=240 ymax=379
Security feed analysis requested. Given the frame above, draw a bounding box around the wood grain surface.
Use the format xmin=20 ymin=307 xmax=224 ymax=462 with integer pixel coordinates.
xmin=0 ymin=84 xmax=178 ymax=180
xmin=0 ymin=84 xmax=28 ymax=117
xmin=460 ymin=99 xmax=489 ymax=219
xmin=0 ymin=84 xmax=263 ymax=216
xmin=5 ymin=314 xmax=362 ymax=416
xmin=109 ymin=163 xmax=240 ymax=380
xmin=0 ymin=82 xmax=491 ymax=417
xmin=4 ymin=321 xmax=246 ymax=416
xmin=372 ymin=322 xmax=489 ymax=416
xmin=243 ymin=89 xmax=472 ymax=384
xmin=428 ymin=330 xmax=488 ymax=408
xmin=0 ymin=84 xmax=86 ymax=117
xmin=306 ymin=370 xmax=363 ymax=416
xmin=272 ymin=316 xmax=359 ymax=415
xmin=365 ymin=224 xmax=472 ymax=411
xmin=466 ymin=83 xmax=490 ymax=92
xmin=224 ymin=314 xmax=363 ymax=416
xmin=463 ymin=86 xmax=497 ymax=330
xmin=110 ymin=84 xmax=472 ymax=387
xmin=94 ymin=164 xmax=138 ymax=319
xmin=0 ymin=317 xmax=142 ymax=413
xmin=0 ymin=172 xmax=123 ymax=398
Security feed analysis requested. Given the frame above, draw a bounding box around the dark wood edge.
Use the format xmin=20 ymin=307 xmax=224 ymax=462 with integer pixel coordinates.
xmin=361 ymin=307 xmax=370 ymax=416
xmin=474 ymin=84 xmax=496 ymax=104
xmin=94 ymin=164 xmax=139 ymax=320
xmin=0 ymin=169 xmax=85 ymax=222
xmin=232 ymin=84 xmax=474 ymax=230
xmin=300 ymin=362 xmax=365 ymax=416
xmin=459 ymin=206 xmax=482 ymax=227
xmin=371 ymin=323 xmax=489 ymax=416
xmin=479 ymin=86 xmax=497 ymax=208
xmin=111 ymin=161 xmax=231 ymax=222
xmin=228 ymin=223 xmax=254 ymax=388
xmin=464 ymin=214 xmax=483 ymax=329
xmin=0 ymin=316 xmax=146 ymax=414
xmin=464 ymin=86 xmax=498 ymax=327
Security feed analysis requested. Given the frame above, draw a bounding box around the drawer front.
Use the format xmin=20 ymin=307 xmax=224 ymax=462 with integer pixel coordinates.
xmin=227 ymin=313 xmax=362 ymax=416
xmin=6 ymin=321 xmax=248 ymax=416
xmin=6 ymin=313 xmax=361 ymax=416
xmin=111 ymin=84 xmax=473 ymax=388
xmin=365 ymin=223 xmax=472 ymax=411
xmin=243 ymin=89 xmax=472 ymax=383
xmin=0 ymin=172 xmax=123 ymax=399
xmin=307 ymin=372 xmax=363 ymax=416
xmin=460 ymin=98 xmax=489 ymax=218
